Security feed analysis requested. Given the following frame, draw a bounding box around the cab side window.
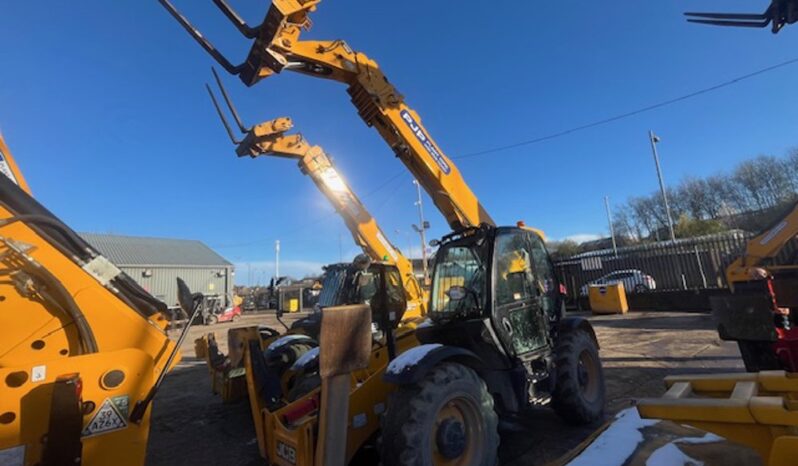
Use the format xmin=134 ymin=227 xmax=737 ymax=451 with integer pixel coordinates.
xmin=494 ymin=232 xmax=535 ymax=306
xmin=527 ymin=233 xmax=557 ymax=317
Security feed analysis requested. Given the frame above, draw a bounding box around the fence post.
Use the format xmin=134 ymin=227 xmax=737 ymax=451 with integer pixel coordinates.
xmin=694 ymin=245 xmax=708 ymax=289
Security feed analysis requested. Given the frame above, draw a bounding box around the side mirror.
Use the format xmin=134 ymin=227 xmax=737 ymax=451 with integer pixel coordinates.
xmin=446 ymin=286 xmax=467 ymax=301
xmin=177 ymin=278 xmax=196 ymax=316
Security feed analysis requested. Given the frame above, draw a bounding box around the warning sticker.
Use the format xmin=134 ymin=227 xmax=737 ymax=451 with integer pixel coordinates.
xmin=82 ymin=396 xmax=128 ymax=437
xmin=0 ymin=149 xmax=19 ymax=185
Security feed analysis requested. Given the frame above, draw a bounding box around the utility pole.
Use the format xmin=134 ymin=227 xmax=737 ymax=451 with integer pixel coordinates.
xmin=604 ymin=196 xmax=618 ymax=256
xmin=648 ymin=130 xmax=676 ymax=242
xmin=411 ymin=180 xmax=430 ymax=285
xmin=275 ymin=240 xmax=280 ymax=280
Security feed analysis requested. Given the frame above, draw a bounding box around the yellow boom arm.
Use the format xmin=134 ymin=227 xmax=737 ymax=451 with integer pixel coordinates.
xmin=726 ymin=201 xmax=798 ymax=288
xmin=160 ymin=0 xmax=494 ymax=231
xmin=206 ymin=92 xmax=426 ymax=315
xmin=0 ymin=135 xmax=32 ymax=195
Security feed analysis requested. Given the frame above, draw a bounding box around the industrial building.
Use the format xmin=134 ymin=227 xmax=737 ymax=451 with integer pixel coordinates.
xmin=80 ymin=233 xmax=234 ymax=307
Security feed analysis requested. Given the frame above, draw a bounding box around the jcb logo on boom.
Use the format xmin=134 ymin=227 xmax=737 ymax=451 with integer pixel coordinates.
xmin=400 ymin=110 xmax=451 ymax=175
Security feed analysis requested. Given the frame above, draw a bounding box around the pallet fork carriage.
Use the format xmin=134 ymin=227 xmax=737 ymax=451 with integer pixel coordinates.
xmin=637 ymin=370 xmax=798 ymax=466
xmin=162 ymin=1 xmax=607 ymax=464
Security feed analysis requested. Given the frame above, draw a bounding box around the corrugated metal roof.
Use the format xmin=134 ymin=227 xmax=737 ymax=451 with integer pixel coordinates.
xmin=80 ymin=233 xmax=232 ymax=267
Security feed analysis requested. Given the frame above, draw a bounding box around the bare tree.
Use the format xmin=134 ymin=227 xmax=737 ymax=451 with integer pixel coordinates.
xmin=675 ymin=177 xmax=711 ymax=220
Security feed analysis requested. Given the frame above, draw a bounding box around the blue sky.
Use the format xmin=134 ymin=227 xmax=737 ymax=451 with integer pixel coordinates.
xmin=2 ymin=1 xmax=797 ymax=283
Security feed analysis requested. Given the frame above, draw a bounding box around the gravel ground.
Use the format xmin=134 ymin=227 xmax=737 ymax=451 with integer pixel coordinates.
xmin=145 ymin=310 xmax=750 ymax=466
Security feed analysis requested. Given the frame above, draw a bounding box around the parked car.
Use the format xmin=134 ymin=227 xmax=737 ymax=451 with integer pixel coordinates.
xmin=580 ymin=269 xmax=656 ymax=295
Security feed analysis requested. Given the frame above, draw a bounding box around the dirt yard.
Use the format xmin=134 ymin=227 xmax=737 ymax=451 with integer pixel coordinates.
xmin=145 ymin=310 xmax=746 ymax=466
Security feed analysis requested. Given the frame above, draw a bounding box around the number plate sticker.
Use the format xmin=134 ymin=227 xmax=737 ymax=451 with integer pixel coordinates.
xmin=276 ymin=441 xmax=297 ymax=464
xmin=82 ymin=396 xmax=129 ymax=437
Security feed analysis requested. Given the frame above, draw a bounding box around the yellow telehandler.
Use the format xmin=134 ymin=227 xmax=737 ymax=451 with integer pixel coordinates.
xmin=160 ymin=2 xmax=607 ymax=465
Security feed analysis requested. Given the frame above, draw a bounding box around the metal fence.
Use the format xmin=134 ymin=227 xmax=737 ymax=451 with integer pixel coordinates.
xmin=553 ymin=231 xmax=754 ymax=302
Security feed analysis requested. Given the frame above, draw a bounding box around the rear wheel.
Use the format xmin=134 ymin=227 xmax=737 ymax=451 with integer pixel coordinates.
xmin=206 ymin=314 xmax=218 ymax=325
xmin=381 ymin=362 xmax=498 ymax=466
xmin=552 ymin=329 xmax=605 ymax=425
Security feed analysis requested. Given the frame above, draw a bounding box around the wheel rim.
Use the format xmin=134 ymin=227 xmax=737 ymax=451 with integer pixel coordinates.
xmin=431 ymin=393 xmax=484 ymax=466
xmin=577 ymin=350 xmax=600 ymax=402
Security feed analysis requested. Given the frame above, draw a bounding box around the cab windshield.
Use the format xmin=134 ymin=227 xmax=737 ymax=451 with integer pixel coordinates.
xmin=317 ymin=266 xmax=350 ymax=308
xmin=430 ymin=244 xmax=485 ymax=317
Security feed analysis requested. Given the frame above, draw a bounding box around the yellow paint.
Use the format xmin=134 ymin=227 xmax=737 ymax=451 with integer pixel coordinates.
xmin=588 ymin=283 xmax=629 ymax=314
xmin=0 ymin=142 xmax=176 ymax=465
xmin=0 ymin=134 xmax=32 ymax=195
xmin=638 ymin=370 xmax=798 ymax=466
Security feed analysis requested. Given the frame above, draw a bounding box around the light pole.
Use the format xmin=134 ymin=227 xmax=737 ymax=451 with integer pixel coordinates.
xmin=275 ymin=240 xmax=281 ymax=280
xmin=604 ymin=196 xmax=618 ymax=256
xmin=412 ymin=179 xmax=430 ymax=285
xmin=648 ymin=130 xmax=676 ymax=242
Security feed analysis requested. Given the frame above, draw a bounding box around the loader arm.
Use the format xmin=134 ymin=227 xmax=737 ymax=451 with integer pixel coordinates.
xmin=0 ymin=134 xmax=32 ymax=195
xmin=222 ymin=112 xmax=426 ymax=316
xmin=160 ymin=0 xmax=493 ymax=231
xmin=726 ymin=201 xmax=798 ymax=288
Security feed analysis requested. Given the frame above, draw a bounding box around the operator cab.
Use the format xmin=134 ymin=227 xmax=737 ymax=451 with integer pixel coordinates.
xmin=289 ymin=256 xmax=407 ymax=337
xmin=422 ymin=224 xmax=563 ymax=364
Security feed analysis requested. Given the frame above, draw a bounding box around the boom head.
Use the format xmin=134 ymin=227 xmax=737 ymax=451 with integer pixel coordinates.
xmin=159 ymin=0 xmax=320 ymax=85
xmin=205 ymin=67 xmax=305 ymax=159
xmin=685 ymin=0 xmax=798 ymax=33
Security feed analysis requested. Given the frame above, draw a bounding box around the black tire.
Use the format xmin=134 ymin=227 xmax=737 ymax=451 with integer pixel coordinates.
xmin=265 ymin=342 xmax=315 ymax=375
xmin=286 ymin=373 xmax=321 ymax=401
xmin=380 ymin=362 xmax=498 ymax=466
xmin=738 ymin=340 xmax=781 ymax=372
xmin=552 ymin=329 xmax=605 ymax=425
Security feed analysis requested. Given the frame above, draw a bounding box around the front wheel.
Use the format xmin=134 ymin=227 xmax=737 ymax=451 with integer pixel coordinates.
xmin=381 ymin=362 xmax=498 ymax=466
xmin=552 ymin=329 xmax=605 ymax=425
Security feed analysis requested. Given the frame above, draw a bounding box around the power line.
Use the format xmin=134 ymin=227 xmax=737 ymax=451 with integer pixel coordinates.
xmin=214 ymin=57 xmax=798 ymax=249
xmin=453 ymin=56 xmax=798 ymax=160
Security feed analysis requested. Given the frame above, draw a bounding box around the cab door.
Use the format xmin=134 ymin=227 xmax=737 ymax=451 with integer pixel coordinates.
xmin=492 ymin=229 xmax=549 ymax=357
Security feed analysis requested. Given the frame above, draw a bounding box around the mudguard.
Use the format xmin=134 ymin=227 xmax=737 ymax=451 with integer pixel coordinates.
xmin=383 ymin=344 xmax=483 ymax=385
xmin=290 ymin=346 xmax=320 ymax=373
xmin=559 ymin=316 xmax=599 ymax=348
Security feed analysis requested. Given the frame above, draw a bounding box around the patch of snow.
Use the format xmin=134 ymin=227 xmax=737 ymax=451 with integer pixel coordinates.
xmin=566 ymin=408 xmax=658 ymax=466
xmin=385 ymin=344 xmax=443 ymax=375
xmin=646 ymin=442 xmax=702 ymax=466
xmin=676 ymin=432 xmax=724 ymax=445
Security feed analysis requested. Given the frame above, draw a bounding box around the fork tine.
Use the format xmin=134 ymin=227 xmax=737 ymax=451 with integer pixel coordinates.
xmin=158 ymin=0 xmax=244 ymax=75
